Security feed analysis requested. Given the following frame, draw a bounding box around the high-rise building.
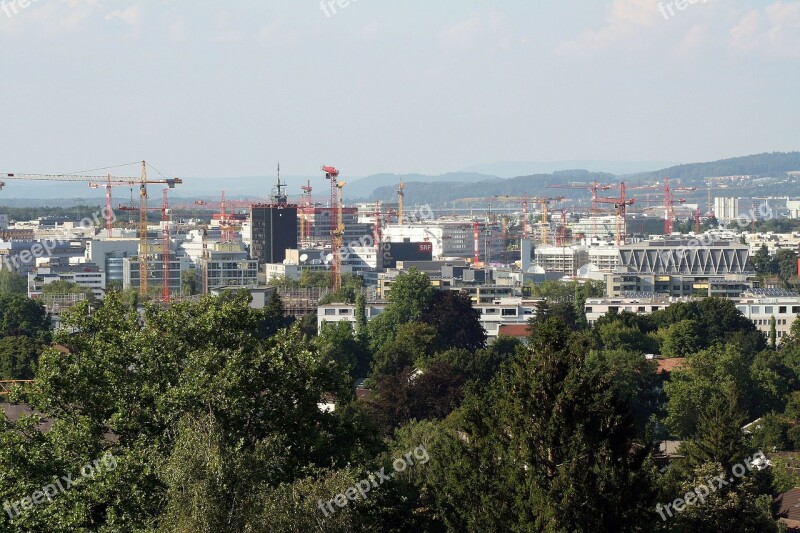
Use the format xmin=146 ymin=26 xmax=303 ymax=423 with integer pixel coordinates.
xmin=249 ymin=175 xmax=298 ymax=264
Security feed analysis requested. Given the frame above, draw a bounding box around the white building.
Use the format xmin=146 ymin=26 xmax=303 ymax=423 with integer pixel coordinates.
xmin=28 ymin=267 xmax=106 ymax=300
xmin=585 ymin=294 xmax=800 ymax=345
xmin=382 ymin=220 xmax=503 ymax=261
xmin=317 ymin=296 xmax=541 ymax=340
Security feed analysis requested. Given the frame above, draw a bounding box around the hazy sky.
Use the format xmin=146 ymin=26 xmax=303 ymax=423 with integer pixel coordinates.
xmin=1 ymin=0 xmax=798 ymax=180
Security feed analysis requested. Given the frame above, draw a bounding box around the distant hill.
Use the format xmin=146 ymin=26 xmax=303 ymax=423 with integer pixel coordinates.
xmin=369 ymin=152 xmax=800 ymax=206
xmin=343 ymin=172 xmax=500 ymax=200
xmin=626 ymin=152 xmax=800 ymax=185
xmin=463 ymin=160 xmax=678 ymax=178
xmin=369 ymin=170 xmax=617 ymax=206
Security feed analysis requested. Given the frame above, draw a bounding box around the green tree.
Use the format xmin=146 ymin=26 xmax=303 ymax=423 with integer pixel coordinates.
xmin=354 ymin=292 xmax=367 ymax=336
xmin=664 ymin=344 xmax=774 ymax=438
xmin=420 ymin=290 xmax=486 ymax=352
xmin=0 ymin=336 xmax=42 ymax=380
xmin=0 ymin=295 xmax=49 ymax=337
xmin=0 ymin=270 xmax=26 ymax=295
xmin=411 ymin=326 xmax=657 ymax=531
xmin=0 ymin=292 xmax=361 ymax=531
xmin=367 ymin=269 xmax=434 ymax=350
xmin=661 ymin=320 xmax=702 ymax=358
xmin=668 ymin=463 xmax=778 ymax=532
xmin=751 ymin=244 xmax=776 ymax=276
xmin=181 ymin=269 xmax=198 ymax=296
xmin=770 ymin=315 xmax=777 ymax=350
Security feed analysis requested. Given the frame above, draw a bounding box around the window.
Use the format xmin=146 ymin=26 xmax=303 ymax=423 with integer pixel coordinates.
xmin=780 ymin=306 xmax=787 ymax=313
xmin=324 ymin=309 xmax=335 ymax=316
xmin=338 ymin=308 xmax=350 ymax=315
xmin=501 ymin=309 xmax=517 ymax=316
xmin=793 ymin=306 xmax=800 ymax=314
xmin=585 ymin=307 xmax=592 ymax=313
xmin=765 ymin=306 xmax=774 ymax=314
xmin=638 ymin=307 xmax=646 ymax=313
xmin=752 ymin=307 xmax=761 ymax=314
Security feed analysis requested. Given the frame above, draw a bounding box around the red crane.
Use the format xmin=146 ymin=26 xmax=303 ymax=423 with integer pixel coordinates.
xmin=548 ymin=181 xmax=613 ymax=238
xmin=595 ymin=182 xmax=634 ymax=246
xmin=663 ymin=177 xmax=695 ymax=234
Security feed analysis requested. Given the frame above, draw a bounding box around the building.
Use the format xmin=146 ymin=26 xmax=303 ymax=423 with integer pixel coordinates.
xmin=122 ymin=245 xmax=193 ymax=296
xmin=382 ymin=220 xmax=503 ymax=261
xmin=585 ymin=292 xmax=800 ymax=344
xmin=28 ymin=265 xmax=106 ymax=300
xmin=533 ymin=246 xmax=589 ymax=275
xmin=317 ymin=296 xmax=540 ymax=340
xmin=201 ymin=245 xmax=259 ymax=289
xmin=606 ymin=238 xmax=754 ymax=297
xmin=299 ymin=207 xmax=374 ymax=247
xmin=250 ymin=204 xmax=298 ymax=264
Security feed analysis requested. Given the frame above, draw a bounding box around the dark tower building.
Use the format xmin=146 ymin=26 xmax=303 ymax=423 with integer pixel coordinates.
xmin=250 ymin=166 xmax=298 ymax=264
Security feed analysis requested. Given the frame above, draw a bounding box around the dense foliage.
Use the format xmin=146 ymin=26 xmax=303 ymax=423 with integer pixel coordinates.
xmin=0 ymin=276 xmax=798 ymax=531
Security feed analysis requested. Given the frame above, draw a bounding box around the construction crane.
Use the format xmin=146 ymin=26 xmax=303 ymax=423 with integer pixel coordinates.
xmin=5 ymin=169 xmax=134 ymax=237
xmin=493 ymin=194 xmax=530 ymax=239
xmin=87 ymin=173 xmax=183 ymax=237
xmin=595 ymin=182 xmax=634 ymax=246
xmin=548 ymin=181 xmax=614 ymax=238
xmin=333 ymin=181 xmax=347 ymax=290
xmin=300 ymin=180 xmax=313 ymax=242
xmin=397 ymin=180 xmax=405 ymax=225
xmin=496 ymin=195 xmax=563 ymax=245
xmin=119 ymin=185 xmax=174 ymax=302
xmin=322 ymin=165 xmax=341 ymax=289
xmin=663 ymin=177 xmax=695 ymax=234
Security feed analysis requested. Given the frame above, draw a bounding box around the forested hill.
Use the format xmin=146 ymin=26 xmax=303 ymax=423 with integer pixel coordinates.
xmin=627 ymin=152 xmax=800 ymax=184
xmin=369 ymin=169 xmax=617 ymax=206
xmin=368 ymin=152 xmax=800 ymax=206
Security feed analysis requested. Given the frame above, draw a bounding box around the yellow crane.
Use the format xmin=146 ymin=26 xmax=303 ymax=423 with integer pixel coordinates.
xmin=333 ymin=181 xmax=347 ymax=290
xmin=397 ymin=180 xmax=405 ymax=225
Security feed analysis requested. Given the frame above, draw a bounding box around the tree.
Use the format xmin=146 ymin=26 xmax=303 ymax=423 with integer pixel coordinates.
xmin=0 ymin=295 xmax=49 ymax=337
xmin=669 ymin=463 xmax=778 ymax=532
xmin=316 ymin=320 xmax=371 ymax=380
xmin=367 ymin=269 xmax=434 ymax=350
xmin=0 ymin=292 xmax=362 ymax=531
xmin=0 ymin=335 xmax=42 ymax=379
xmin=751 ymin=245 xmax=776 ymax=276
xmin=370 ymin=322 xmax=439 ymax=381
xmin=661 ymin=320 xmax=702 ymax=358
xmin=664 ymin=344 xmax=774 ymax=438
xmin=0 ymin=270 xmax=26 ymax=295
xmin=262 ymin=289 xmax=292 ymax=337
xmin=420 ymin=290 xmax=486 ymax=352
xmin=770 ymin=315 xmax=777 ymax=350
xmin=354 ymin=292 xmax=367 ymax=336
xmin=411 ymin=326 xmax=657 ymax=531
xmin=181 ymin=269 xmax=198 ymax=296
xmin=367 ymin=361 xmax=466 ymax=436
xmin=775 ymin=248 xmax=799 ymax=285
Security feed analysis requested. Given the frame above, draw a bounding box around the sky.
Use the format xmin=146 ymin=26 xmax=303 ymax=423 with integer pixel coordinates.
xmin=0 ymin=0 xmax=798 ymax=184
